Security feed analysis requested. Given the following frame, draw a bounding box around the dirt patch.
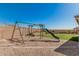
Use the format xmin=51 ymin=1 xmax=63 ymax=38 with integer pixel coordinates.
xmin=0 ymin=25 xmax=78 ymax=56
xmin=0 ymin=39 xmax=78 ymax=56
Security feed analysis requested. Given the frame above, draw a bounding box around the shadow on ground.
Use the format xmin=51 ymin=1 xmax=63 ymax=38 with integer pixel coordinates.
xmin=55 ymin=36 xmax=79 ymax=56
xmin=29 ymin=39 xmax=60 ymax=42
xmin=8 ymin=38 xmax=60 ymax=43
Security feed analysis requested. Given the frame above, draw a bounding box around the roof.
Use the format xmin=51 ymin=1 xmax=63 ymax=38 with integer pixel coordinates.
xmin=75 ymin=15 xmax=79 ymax=25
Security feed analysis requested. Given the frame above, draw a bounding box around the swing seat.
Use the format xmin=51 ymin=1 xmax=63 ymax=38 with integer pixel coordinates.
xmin=26 ymin=33 xmax=35 ymax=37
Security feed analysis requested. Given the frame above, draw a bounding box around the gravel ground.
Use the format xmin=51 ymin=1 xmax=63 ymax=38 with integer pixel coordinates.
xmin=0 ymin=26 xmax=78 ymax=56
xmin=0 ymin=39 xmax=78 ymax=56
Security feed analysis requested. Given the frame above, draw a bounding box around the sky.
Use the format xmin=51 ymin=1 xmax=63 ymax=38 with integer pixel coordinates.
xmin=0 ymin=3 xmax=79 ymax=29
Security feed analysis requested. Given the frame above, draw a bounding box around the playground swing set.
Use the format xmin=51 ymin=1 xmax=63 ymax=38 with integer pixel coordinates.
xmin=10 ymin=21 xmax=60 ymax=44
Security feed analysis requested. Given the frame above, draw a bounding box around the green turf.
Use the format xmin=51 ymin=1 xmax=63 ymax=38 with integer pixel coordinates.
xmin=43 ymin=32 xmax=77 ymax=40
xmin=55 ymin=34 xmax=76 ymax=40
xmin=34 ymin=32 xmax=78 ymax=41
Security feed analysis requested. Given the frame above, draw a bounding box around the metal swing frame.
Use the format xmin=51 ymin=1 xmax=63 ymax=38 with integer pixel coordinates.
xmin=10 ymin=21 xmax=45 ymax=43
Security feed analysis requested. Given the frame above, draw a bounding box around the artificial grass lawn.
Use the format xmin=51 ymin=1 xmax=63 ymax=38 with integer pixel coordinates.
xmin=55 ymin=34 xmax=76 ymax=40
xmin=43 ymin=33 xmax=77 ymax=40
xmin=35 ymin=32 xmax=78 ymax=41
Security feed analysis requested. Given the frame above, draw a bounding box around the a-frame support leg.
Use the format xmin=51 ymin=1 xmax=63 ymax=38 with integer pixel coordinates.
xmin=18 ymin=26 xmax=24 ymax=44
xmin=11 ymin=21 xmax=24 ymax=44
xmin=11 ymin=22 xmax=17 ymax=41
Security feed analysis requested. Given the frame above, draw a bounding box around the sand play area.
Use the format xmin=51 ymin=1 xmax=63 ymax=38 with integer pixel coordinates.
xmin=0 ymin=25 xmax=78 ymax=56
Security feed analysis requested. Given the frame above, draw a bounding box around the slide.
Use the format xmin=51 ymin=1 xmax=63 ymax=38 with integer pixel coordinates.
xmin=43 ymin=28 xmax=60 ymax=42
